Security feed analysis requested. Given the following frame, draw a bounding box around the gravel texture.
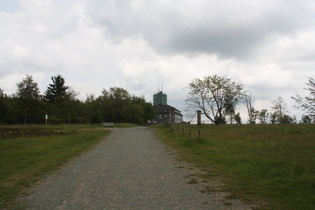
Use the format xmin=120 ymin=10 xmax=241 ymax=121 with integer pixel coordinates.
xmin=16 ymin=127 xmax=252 ymax=209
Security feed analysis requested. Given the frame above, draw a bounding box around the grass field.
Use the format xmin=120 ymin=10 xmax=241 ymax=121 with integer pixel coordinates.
xmin=155 ymin=124 xmax=315 ymax=210
xmin=0 ymin=124 xmax=111 ymax=209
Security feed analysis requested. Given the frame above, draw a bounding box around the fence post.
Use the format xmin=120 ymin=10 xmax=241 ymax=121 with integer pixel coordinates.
xmin=198 ymin=130 xmax=201 ymax=140
xmin=197 ymin=110 xmax=201 ymax=126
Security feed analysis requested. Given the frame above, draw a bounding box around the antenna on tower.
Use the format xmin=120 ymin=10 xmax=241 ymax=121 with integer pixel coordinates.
xmin=161 ymin=84 xmax=163 ymax=92
xmin=158 ymin=78 xmax=160 ymax=92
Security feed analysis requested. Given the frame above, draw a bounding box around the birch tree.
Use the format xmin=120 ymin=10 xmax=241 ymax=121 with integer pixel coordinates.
xmin=243 ymin=91 xmax=258 ymax=124
xmin=292 ymin=77 xmax=315 ymax=122
xmin=186 ymin=75 xmax=244 ymax=125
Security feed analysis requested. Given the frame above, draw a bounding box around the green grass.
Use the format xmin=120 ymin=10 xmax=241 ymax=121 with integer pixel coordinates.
xmin=155 ymin=124 xmax=315 ymax=210
xmin=114 ymin=123 xmax=142 ymax=128
xmin=0 ymin=125 xmax=111 ymax=208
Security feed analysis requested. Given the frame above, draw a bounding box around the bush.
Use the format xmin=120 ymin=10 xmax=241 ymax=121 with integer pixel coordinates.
xmin=164 ymin=121 xmax=171 ymax=128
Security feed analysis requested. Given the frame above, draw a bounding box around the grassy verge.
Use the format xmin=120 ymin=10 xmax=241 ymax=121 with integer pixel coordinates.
xmin=0 ymin=125 xmax=111 ymax=208
xmin=114 ymin=123 xmax=143 ymax=128
xmin=155 ymin=124 xmax=315 ymax=210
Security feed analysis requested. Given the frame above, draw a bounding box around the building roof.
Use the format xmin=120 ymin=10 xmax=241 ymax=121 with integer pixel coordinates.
xmin=153 ymin=104 xmax=182 ymax=115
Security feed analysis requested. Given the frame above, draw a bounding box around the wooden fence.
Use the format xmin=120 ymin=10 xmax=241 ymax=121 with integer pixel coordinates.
xmin=171 ymin=127 xmax=202 ymax=141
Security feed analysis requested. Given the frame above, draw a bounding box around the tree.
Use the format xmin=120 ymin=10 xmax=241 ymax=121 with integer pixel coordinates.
xmin=186 ymin=75 xmax=244 ymax=125
xmin=270 ymin=96 xmax=291 ymax=124
xmin=243 ymin=91 xmax=258 ymax=124
xmin=16 ymin=74 xmax=41 ymax=124
xmin=130 ymin=95 xmax=156 ymax=125
xmin=224 ymin=102 xmax=236 ymax=124
xmin=300 ymin=114 xmax=313 ymax=124
xmin=97 ymin=87 xmax=155 ymax=125
xmin=44 ymin=75 xmax=69 ymax=104
xmin=109 ymin=87 xmax=130 ymax=100
xmin=98 ymin=89 xmax=112 ymax=123
xmin=0 ymin=88 xmax=6 ymax=98
xmin=44 ymin=75 xmax=70 ymax=123
xmin=142 ymin=100 xmax=156 ymax=124
xmin=0 ymin=88 xmax=9 ymax=124
xmin=109 ymin=87 xmax=130 ymax=123
xmin=292 ymin=77 xmax=315 ymax=122
xmin=84 ymin=93 xmax=102 ymax=124
xmin=129 ymin=103 xmax=144 ymax=125
xmin=282 ymin=114 xmax=296 ymax=124
xmin=66 ymin=87 xmax=81 ymax=124
xmin=258 ymin=109 xmax=269 ymax=124
xmin=234 ymin=112 xmax=242 ymax=124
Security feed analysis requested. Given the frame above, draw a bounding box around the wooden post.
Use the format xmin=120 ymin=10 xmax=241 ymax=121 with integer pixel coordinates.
xmin=197 ymin=110 xmax=201 ymax=126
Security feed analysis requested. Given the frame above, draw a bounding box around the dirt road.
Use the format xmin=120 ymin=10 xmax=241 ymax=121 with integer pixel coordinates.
xmin=16 ymin=127 xmax=251 ymax=209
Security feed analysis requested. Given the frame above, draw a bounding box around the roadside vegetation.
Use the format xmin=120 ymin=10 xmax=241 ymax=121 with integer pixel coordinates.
xmin=155 ymin=123 xmax=315 ymax=210
xmin=114 ymin=123 xmax=142 ymax=128
xmin=0 ymin=124 xmax=111 ymax=209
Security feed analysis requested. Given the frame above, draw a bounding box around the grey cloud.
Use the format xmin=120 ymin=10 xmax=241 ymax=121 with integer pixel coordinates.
xmin=86 ymin=0 xmax=139 ymax=40
xmin=86 ymin=0 xmax=314 ymax=59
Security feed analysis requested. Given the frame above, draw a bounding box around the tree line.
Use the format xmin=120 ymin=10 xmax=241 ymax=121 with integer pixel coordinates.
xmin=1 ymin=74 xmax=313 ymax=125
xmin=186 ymin=75 xmax=315 ymax=125
xmin=0 ymin=74 xmax=156 ymax=125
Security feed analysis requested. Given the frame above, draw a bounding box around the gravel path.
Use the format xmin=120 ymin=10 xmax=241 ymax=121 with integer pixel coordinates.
xmin=16 ymin=127 xmax=252 ymax=209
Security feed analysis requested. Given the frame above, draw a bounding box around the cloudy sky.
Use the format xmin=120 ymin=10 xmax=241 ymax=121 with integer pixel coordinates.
xmin=1 ymin=0 xmax=314 ymax=122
